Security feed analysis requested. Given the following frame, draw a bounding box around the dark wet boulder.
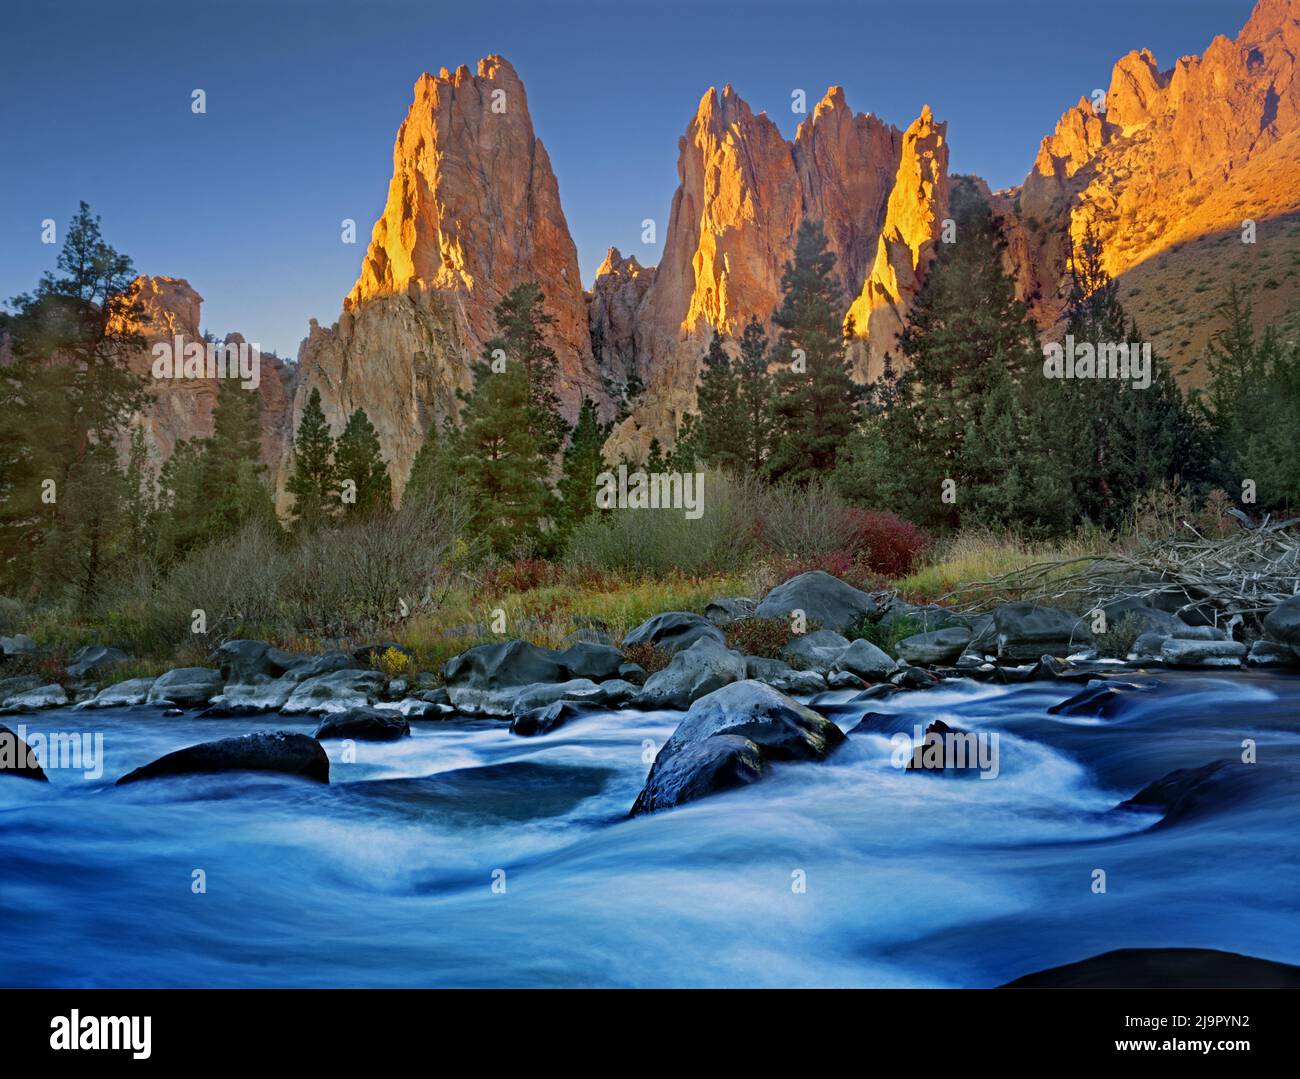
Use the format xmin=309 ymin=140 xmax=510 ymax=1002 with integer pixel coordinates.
xmin=895 ymin=626 xmax=971 ymax=666
xmin=442 ymin=639 xmax=622 ymax=715
xmin=66 ymin=645 xmax=129 ymax=682
xmin=827 ymin=670 xmax=867 ymax=689
xmin=1117 ymin=759 xmax=1295 ymax=829
xmin=831 ymin=638 xmax=898 ymax=682
xmin=0 ymin=683 xmax=68 ymax=712
xmin=890 ymin=665 xmax=940 ymax=690
xmin=313 ymin=709 xmax=410 ymax=741
xmin=633 ymin=637 xmax=747 ymax=711
xmin=284 ymin=650 xmax=362 ymax=681
xmin=210 ymin=640 xmax=286 ymax=684
xmin=621 ymin=611 xmax=725 ymax=655
xmin=780 ymin=629 xmax=850 ymax=673
xmin=116 ymin=731 xmax=330 ymax=785
xmin=146 ymin=667 xmax=223 ymax=708
xmin=0 ymin=723 xmax=48 ymax=781
xmin=630 ymin=680 xmax=845 ymax=814
xmin=555 ymin=641 xmax=624 ymax=681
xmin=754 ymin=571 xmax=878 ymax=633
xmin=992 ymin=603 xmax=1091 ymax=662
xmin=851 ymin=683 xmax=903 ymax=704
xmin=1263 ymin=595 xmax=1300 ymax=652
xmin=618 ymin=661 xmax=647 ymax=685
xmin=704 ymin=596 xmax=757 ymax=627
xmin=904 ymin=719 xmax=987 ymax=776
xmin=1158 ymin=639 xmax=1245 ymax=667
xmin=1002 ymin=948 xmax=1300 ymax=988
xmin=1047 ymin=678 xmax=1159 ymax=718
xmin=510 ymin=700 xmax=605 ymax=737
xmin=0 ymin=676 xmax=43 ymax=707
xmin=630 ymin=736 xmax=764 ymax=814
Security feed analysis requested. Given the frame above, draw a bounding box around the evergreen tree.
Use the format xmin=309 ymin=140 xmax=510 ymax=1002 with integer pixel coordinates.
xmin=199 ymin=378 xmax=276 ymax=540
xmin=453 ymin=284 xmax=564 ymax=554
xmin=692 ymin=329 xmax=745 ymax=472
xmin=0 ymin=202 xmax=146 ymax=591
xmin=735 ymin=316 xmax=774 ymax=475
xmin=404 ymin=416 xmax=461 ymax=508
xmin=881 ymin=179 xmax=1062 ymax=530
xmin=286 ymin=387 xmax=338 ymax=530
xmin=334 ymin=408 xmax=392 ymax=517
xmin=765 ymin=219 xmax=863 ymax=484
xmin=557 ymin=398 xmax=609 ymax=532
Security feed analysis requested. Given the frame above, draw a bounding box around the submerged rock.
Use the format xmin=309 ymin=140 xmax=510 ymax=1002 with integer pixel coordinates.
xmin=1047 ymin=678 xmax=1160 ymax=718
xmin=631 ymin=680 xmax=844 ymax=814
xmin=754 ymin=570 xmax=878 ymax=632
xmin=116 ymin=731 xmax=330 ymax=785
xmin=510 ymin=700 xmax=605 ymax=737
xmin=1117 ymin=759 xmax=1292 ymax=829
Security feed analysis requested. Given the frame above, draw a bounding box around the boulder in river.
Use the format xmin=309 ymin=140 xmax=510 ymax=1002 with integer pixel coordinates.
xmin=313 ymin=709 xmax=410 ymax=741
xmin=1047 ymin=678 xmax=1160 ymax=718
xmin=203 ymin=676 xmax=298 ymax=716
xmin=442 ymin=639 xmax=622 ymax=715
xmin=992 ymin=603 xmax=1091 ymax=662
xmin=1158 ymin=639 xmax=1246 ymax=667
xmin=510 ymin=700 xmax=605 ymax=737
xmin=1003 ymin=947 xmax=1300 ymax=988
xmin=0 ymin=676 xmax=44 ymax=707
xmin=1117 ymin=758 xmax=1293 ymax=829
xmin=895 ymin=626 xmax=972 ymax=666
xmin=754 ymin=570 xmax=878 ymax=633
xmin=1263 ymin=595 xmax=1300 ymax=653
xmin=634 ymin=637 xmax=747 ymax=711
xmin=1248 ymin=639 xmax=1299 ymax=667
xmin=631 ymin=680 xmax=845 ymax=814
xmin=832 ymin=638 xmax=898 ymax=682
xmin=0 ymin=723 xmax=48 ymax=781
xmin=146 ymin=667 xmax=223 ymax=708
xmin=0 ymin=683 xmax=68 ymax=712
xmin=780 ymin=629 xmax=850 ymax=673
xmin=78 ymin=677 xmax=156 ymax=709
xmin=116 ymin=731 xmax=330 ymax=785
xmin=743 ymin=655 xmax=827 ymax=695
xmin=281 ymin=669 xmax=385 ymax=715
xmin=621 ymin=612 xmax=725 ymax=655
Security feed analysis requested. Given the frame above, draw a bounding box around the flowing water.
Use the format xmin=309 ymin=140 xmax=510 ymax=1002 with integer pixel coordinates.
xmin=2 ymin=671 xmax=1299 ymax=987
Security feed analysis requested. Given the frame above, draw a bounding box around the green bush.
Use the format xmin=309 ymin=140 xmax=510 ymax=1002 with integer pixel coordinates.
xmin=1095 ymin=612 xmax=1143 ymax=659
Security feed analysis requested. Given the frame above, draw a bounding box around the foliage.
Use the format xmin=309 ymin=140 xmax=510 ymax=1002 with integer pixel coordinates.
xmin=724 ymin=616 xmax=794 ymax=659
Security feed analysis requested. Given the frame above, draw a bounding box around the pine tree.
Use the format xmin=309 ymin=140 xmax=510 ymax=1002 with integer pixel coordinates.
xmin=692 ymin=329 xmax=745 ymax=472
xmin=735 ymin=316 xmax=774 ymax=475
xmin=557 ymin=398 xmax=609 ymax=533
xmin=882 ymin=179 xmax=1057 ymax=530
xmin=286 ymin=387 xmax=338 ymax=530
xmin=334 ymin=408 xmax=392 ymax=517
xmin=765 ymin=219 xmax=863 ymax=484
xmin=454 ymin=284 xmax=564 ymax=554
xmin=200 ymin=378 xmax=276 ymax=540
xmin=404 ymin=416 xmax=461 ymax=508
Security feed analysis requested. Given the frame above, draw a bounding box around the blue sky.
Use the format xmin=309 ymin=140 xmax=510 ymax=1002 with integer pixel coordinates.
xmin=0 ymin=0 xmax=1258 ymax=357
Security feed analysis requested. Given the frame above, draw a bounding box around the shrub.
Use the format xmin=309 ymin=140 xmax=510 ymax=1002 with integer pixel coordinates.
xmin=845 ymin=510 xmax=931 ymax=578
xmin=845 ymin=613 xmax=923 ymax=654
xmin=1095 ymin=612 xmax=1143 ymax=659
xmin=768 ymin=550 xmax=874 ymax=591
xmin=621 ymin=641 xmax=672 ymax=674
xmin=0 ymin=596 xmax=24 ymax=636
xmin=724 ymin=616 xmax=794 ymax=659
xmin=754 ymin=479 xmax=857 ymax=559
xmin=373 ymin=646 xmax=413 ymax=680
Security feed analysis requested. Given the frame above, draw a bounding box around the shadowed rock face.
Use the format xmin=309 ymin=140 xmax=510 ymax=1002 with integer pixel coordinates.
xmin=116 ymin=731 xmax=330 ymax=785
xmin=1002 ymin=947 xmax=1300 ymax=988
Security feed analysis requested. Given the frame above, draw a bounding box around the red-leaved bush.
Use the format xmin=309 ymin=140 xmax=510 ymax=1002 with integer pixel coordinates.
xmin=843 ymin=510 xmax=931 ymax=579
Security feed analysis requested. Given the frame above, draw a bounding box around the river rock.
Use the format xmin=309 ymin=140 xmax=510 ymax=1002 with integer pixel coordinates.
xmin=832 ymin=638 xmax=898 ymax=681
xmin=1158 ymin=639 xmax=1246 ymax=667
xmin=281 ymin=670 xmax=385 ymax=715
xmin=992 ymin=603 xmax=1090 ymax=662
xmin=66 ymin=645 xmax=130 ymax=682
xmin=0 ymin=676 xmax=43 ymax=706
xmin=0 ymin=634 xmax=39 ymax=657
xmin=1048 ymin=678 xmax=1159 ymax=718
xmin=0 ymin=683 xmax=68 ymax=711
xmin=146 ymin=667 xmax=223 ymax=708
xmin=313 ymin=709 xmax=410 ymax=741
xmin=1118 ymin=759 xmax=1289 ymax=829
xmin=1248 ymin=639 xmax=1299 ymax=667
xmin=634 ymin=637 xmax=747 ymax=711
xmin=1003 ymin=947 xmax=1300 ymax=989
xmin=827 ymin=670 xmax=868 ymax=689
xmin=630 ymin=680 xmax=845 ymax=814
xmin=208 ymin=640 xmax=304 ymax=683
xmin=116 ymin=731 xmax=330 ymax=785
xmin=204 ymin=676 xmax=298 ymax=715
xmin=284 ymin=650 xmax=362 ymax=681
xmin=704 ymin=596 xmax=757 ymax=627
xmin=754 ymin=571 xmax=878 ymax=632
xmin=743 ymin=656 xmax=826 ymax=694
xmin=510 ymin=678 xmax=605 ymax=716
xmin=442 ymin=639 xmax=623 ymax=715
xmin=510 ymin=700 xmax=605 ymax=737
xmin=780 ymin=629 xmax=850 ymax=673
xmin=1263 ymin=595 xmax=1300 ymax=652
xmin=896 ymin=626 xmax=971 ymax=665
xmin=78 ymin=677 xmax=156 ymax=709
xmin=0 ymin=724 xmax=47 ymax=781
xmin=890 ymin=665 xmax=940 ymax=689
xmin=621 ymin=612 xmax=725 ymax=655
